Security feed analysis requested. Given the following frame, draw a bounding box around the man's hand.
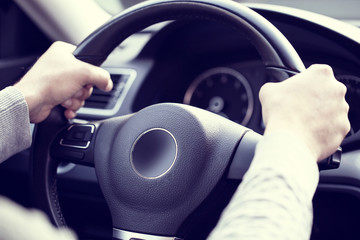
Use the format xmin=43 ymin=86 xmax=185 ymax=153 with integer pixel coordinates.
xmin=259 ymin=64 xmax=350 ymax=161
xmin=14 ymin=41 xmax=113 ymax=123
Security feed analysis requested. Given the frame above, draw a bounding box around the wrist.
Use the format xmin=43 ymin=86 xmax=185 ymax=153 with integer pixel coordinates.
xmin=14 ymin=82 xmax=36 ymax=109
xmin=264 ymin=119 xmax=319 ymax=161
xmin=13 ymin=82 xmax=49 ymax=123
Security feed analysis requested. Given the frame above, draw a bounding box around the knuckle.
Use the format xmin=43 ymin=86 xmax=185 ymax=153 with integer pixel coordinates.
xmin=76 ymin=99 xmax=84 ymax=110
xmin=332 ymin=82 xmax=347 ymax=99
xmin=259 ymin=82 xmax=274 ymax=100
xmin=345 ymin=121 xmax=351 ymax=134
xmin=344 ymin=101 xmax=350 ymax=113
xmin=342 ymin=121 xmax=351 ymax=137
xmin=310 ymin=64 xmax=334 ymax=77
xmin=332 ymin=77 xmax=347 ymax=91
xmin=51 ymin=41 xmax=75 ymax=52
xmin=339 ymin=81 xmax=348 ymax=96
xmin=66 ymin=99 xmax=79 ymax=111
xmin=86 ymin=86 xmax=94 ymax=98
xmin=78 ymin=64 xmax=93 ymax=80
xmin=329 ymin=77 xmax=347 ymax=98
xmin=82 ymin=89 xmax=91 ymax=100
xmin=50 ymin=41 xmax=67 ymax=51
xmin=51 ymin=41 xmax=62 ymax=48
xmin=339 ymin=113 xmax=351 ymax=136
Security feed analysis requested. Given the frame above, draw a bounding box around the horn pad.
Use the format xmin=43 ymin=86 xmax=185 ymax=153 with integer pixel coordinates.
xmin=94 ymin=103 xmax=248 ymax=235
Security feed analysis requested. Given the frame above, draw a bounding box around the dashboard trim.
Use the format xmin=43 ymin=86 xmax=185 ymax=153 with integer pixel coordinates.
xmin=246 ymin=3 xmax=360 ymax=44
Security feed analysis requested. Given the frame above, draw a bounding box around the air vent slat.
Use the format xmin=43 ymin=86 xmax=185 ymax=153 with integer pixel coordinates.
xmin=84 ymin=102 xmax=109 ymax=109
xmin=92 ymin=88 xmax=113 ymax=96
xmin=87 ymin=95 xmax=112 ymax=103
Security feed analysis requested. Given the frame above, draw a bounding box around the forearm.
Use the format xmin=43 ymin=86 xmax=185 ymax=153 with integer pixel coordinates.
xmin=0 ymin=87 xmax=32 ymax=163
xmin=208 ymin=132 xmax=319 ymax=240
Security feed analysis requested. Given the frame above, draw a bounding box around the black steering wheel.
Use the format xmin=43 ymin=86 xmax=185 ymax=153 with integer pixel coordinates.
xmin=32 ymin=0 xmax=306 ymax=239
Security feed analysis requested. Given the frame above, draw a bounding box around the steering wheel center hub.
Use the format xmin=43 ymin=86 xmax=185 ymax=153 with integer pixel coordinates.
xmin=131 ymin=128 xmax=177 ymax=179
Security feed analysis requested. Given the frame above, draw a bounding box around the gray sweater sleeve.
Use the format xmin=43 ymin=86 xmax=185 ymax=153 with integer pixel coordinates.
xmin=0 ymin=86 xmax=32 ymax=163
xmin=207 ymin=132 xmax=319 ymax=240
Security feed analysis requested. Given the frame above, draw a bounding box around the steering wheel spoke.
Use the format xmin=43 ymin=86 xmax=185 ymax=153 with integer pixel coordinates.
xmin=227 ymin=130 xmax=262 ymax=180
xmin=265 ymin=66 xmax=302 ymax=82
xmin=50 ymin=123 xmax=98 ymax=166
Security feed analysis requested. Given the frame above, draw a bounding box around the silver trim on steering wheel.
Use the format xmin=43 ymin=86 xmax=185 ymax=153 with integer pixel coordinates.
xmin=113 ymin=228 xmax=182 ymax=240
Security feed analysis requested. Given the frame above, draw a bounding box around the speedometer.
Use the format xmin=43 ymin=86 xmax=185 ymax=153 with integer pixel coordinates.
xmin=337 ymin=74 xmax=360 ymax=135
xmin=184 ymin=67 xmax=254 ymax=125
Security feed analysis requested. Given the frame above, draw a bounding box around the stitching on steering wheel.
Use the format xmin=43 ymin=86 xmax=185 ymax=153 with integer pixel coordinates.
xmin=50 ymin=176 xmax=67 ymax=226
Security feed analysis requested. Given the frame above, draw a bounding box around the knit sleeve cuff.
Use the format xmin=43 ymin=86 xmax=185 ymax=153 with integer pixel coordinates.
xmin=0 ymin=86 xmax=32 ymax=163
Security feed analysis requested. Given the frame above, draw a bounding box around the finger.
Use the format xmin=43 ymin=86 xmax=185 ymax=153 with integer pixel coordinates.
xmin=82 ymin=85 xmax=94 ymax=100
xmin=81 ymin=63 xmax=113 ymax=92
xmin=64 ymin=109 xmax=77 ymax=119
xmin=61 ymin=98 xmax=85 ymax=111
xmin=73 ymin=86 xmax=93 ymax=101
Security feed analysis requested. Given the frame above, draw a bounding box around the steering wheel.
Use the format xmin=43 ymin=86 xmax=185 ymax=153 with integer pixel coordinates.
xmin=32 ymin=0 xmax=306 ymax=239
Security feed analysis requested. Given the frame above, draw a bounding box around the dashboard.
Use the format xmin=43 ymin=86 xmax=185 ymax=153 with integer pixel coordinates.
xmin=79 ymin=13 xmax=360 ymax=144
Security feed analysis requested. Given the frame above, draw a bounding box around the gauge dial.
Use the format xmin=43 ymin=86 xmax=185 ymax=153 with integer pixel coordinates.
xmin=184 ymin=67 xmax=254 ymax=125
xmin=337 ymin=74 xmax=360 ymax=135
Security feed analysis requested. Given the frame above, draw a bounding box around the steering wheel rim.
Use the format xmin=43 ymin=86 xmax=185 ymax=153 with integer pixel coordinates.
xmin=74 ymin=0 xmax=305 ymax=74
xmin=32 ymin=0 xmax=305 ymax=239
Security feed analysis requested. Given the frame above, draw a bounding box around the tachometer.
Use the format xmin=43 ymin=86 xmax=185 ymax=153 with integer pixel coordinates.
xmin=337 ymin=74 xmax=360 ymax=135
xmin=184 ymin=67 xmax=254 ymax=125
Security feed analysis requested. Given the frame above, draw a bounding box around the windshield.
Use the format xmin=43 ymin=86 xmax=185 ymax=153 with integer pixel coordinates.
xmin=96 ymin=0 xmax=360 ymax=26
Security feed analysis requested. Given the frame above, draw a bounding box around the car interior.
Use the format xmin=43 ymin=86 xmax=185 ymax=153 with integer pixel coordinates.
xmin=0 ymin=0 xmax=360 ymax=239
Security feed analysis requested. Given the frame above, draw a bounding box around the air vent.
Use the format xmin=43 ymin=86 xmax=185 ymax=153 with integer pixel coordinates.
xmin=78 ymin=68 xmax=136 ymax=118
xmin=84 ymin=74 xmax=127 ymax=109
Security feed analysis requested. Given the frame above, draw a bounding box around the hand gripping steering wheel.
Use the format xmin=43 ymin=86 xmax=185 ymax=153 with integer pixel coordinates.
xmin=32 ymin=0 xmax=306 ymax=239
